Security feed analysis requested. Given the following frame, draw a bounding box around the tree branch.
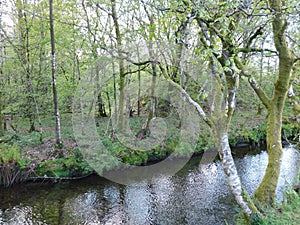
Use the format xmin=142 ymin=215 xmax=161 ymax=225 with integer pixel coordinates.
xmin=158 ymin=63 xmax=213 ymax=128
xmin=122 ymin=64 xmax=149 ymax=76
xmin=235 ymin=58 xmax=271 ymax=108
xmin=238 ymin=47 xmax=278 ymax=55
xmin=246 ymin=25 xmax=265 ymax=49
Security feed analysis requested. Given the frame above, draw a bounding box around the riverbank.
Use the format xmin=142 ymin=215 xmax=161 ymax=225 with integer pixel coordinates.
xmin=0 ymin=113 xmax=299 ymax=187
xmin=235 ymin=173 xmax=300 ymax=225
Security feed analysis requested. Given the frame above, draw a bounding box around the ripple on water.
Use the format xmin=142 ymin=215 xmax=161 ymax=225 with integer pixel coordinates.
xmin=0 ymin=148 xmax=299 ymax=225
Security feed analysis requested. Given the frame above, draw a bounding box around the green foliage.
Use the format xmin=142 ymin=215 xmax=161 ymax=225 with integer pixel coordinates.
xmin=282 ymin=122 xmax=300 ymax=141
xmin=36 ymin=148 xmax=92 ymax=177
xmin=245 ymin=124 xmax=267 ymax=143
xmin=229 ymin=123 xmax=267 ymax=146
xmin=229 ymin=119 xmax=300 ymax=146
xmin=0 ymin=143 xmax=27 ymax=169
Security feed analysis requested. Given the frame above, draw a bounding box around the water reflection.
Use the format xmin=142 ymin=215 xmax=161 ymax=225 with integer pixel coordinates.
xmin=102 ymin=186 xmax=125 ymax=224
xmin=235 ymin=147 xmax=300 ymax=201
xmin=63 ymin=190 xmax=102 ymax=224
xmin=0 ymin=148 xmax=299 ymax=225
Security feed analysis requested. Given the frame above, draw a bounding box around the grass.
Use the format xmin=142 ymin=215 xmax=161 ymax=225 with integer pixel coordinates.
xmin=235 ymin=174 xmax=300 ymax=225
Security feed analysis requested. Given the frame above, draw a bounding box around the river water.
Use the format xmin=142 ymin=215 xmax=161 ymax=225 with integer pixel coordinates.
xmin=0 ymin=147 xmax=299 ymax=225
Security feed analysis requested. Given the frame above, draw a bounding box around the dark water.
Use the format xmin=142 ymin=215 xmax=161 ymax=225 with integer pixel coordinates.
xmin=0 ymin=148 xmax=299 ymax=225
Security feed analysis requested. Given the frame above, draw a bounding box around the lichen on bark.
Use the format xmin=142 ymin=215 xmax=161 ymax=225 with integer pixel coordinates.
xmin=253 ymin=0 xmax=297 ymax=205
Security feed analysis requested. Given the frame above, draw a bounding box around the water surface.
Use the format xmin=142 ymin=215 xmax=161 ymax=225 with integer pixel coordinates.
xmin=0 ymin=148 xmax=299 ymax=225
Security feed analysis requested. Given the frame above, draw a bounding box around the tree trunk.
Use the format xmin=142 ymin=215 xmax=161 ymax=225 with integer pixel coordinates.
xmin=106 ymin=91 xmax=111 ymax=116
xmin=142 ymin=13 xmax=157 ymax=135
xmin=25 ymin=14 xmax=35 ymax=133
xmin=137 ymin=47 xmax=141 ymax=117
xmin=16 ymin=0 xmax=35 ymax=132
xmin=254 ymin=107 xmax=282 ymax=204
xmin=0 ymin=18 xmax=4 ymax=137
xmin=143 ymin=64 xmax=157 ymax=135
xmin=253 ymin=0 xmax=296 ymax=205
xmin=216 ymin=131 xmax=252 ymax=217
xmin=210 ymin=58 xmax=253 ymax=218
xmin=137 ymin=67 xmax=141 ymax=117
xmin=0 ymin=92 xmax=3 ymax=137
xmin=95 ymin=65 xmax=107 ymax=118
xmin=49 ymin=0 xmax=63 ymax=148
xmin=97 ymin=92 xmax=107 ymax=117
xmin=111 ymin=0 xmax=126 ymax=131
xmin=254 ymin=64 xmax=292 ymax=204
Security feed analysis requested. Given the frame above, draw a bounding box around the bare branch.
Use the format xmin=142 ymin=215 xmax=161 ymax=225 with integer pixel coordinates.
xmin=238 ymin=47 xmax=278 ymax=55
xmin=122 ymin=64 xmax=149 ymax=76
xmin=245 ymin=26 xmax=265 ymax=49
xmin=158 ymin=62 xmax=213 ymax=128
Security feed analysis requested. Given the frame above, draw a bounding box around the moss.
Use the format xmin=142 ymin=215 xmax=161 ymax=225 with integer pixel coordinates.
xmin=236 ymin=188 xmax=300 ymax=225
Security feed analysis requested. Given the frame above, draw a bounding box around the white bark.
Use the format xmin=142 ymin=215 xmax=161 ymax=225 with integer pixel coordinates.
xmin=159 ymin=64 xmax=252 ymax=216
xmin=159 ymin=64 xmax=212 ymax=126
xmin=49 ymin=0 xmax=62 ymax=146
xmin=0 ymin=7 xmax=3 ymax=136
xmin=220 ymin=132 xmax=252 ymax=217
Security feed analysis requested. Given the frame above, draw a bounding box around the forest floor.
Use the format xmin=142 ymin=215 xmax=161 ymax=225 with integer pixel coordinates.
xmin=1 ymin=104 xmax=299 ymax=178
xmin=1 ymin=110 xmax=267 ymax=172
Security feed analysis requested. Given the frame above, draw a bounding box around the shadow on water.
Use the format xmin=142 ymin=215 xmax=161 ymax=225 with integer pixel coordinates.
xmin=0 ymin=147 xmax=299 ymax=225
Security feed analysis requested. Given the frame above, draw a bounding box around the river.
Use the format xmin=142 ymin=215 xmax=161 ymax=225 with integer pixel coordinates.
xmin=0 ymin=147 xmax=299 ymax=225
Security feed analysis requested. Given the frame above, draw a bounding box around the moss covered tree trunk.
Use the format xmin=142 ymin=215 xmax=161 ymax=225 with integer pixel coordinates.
xmin=255 ymin=106 xmax=283 ymax=204
xmin=253 ymin=0 xmax=296 ymax=205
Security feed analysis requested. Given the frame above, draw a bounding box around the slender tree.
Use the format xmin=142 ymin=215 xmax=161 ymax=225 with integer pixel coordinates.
xmin=0 ymin=0 xmax=4 ymax=137
xmin=142 ymin=9 xmax=157 ymax=136
xmin=81 ymin=0 xmax=107 ymax=118
xmin=15 ymin=0 xmax=36 ymax=132
xmin=49 ymin=0 xmax=62 ymax=148
xmin=110 ymin=0 xmax=126 ymax=130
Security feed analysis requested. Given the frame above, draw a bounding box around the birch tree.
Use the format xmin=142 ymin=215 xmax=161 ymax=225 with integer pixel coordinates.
xmin=0 ymin=0 xmax=4 ymax=137
xmin=117 ymin=0 xmax=259 ymax=219
xmin=49 ymin=0 xmax=62 ymax=148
